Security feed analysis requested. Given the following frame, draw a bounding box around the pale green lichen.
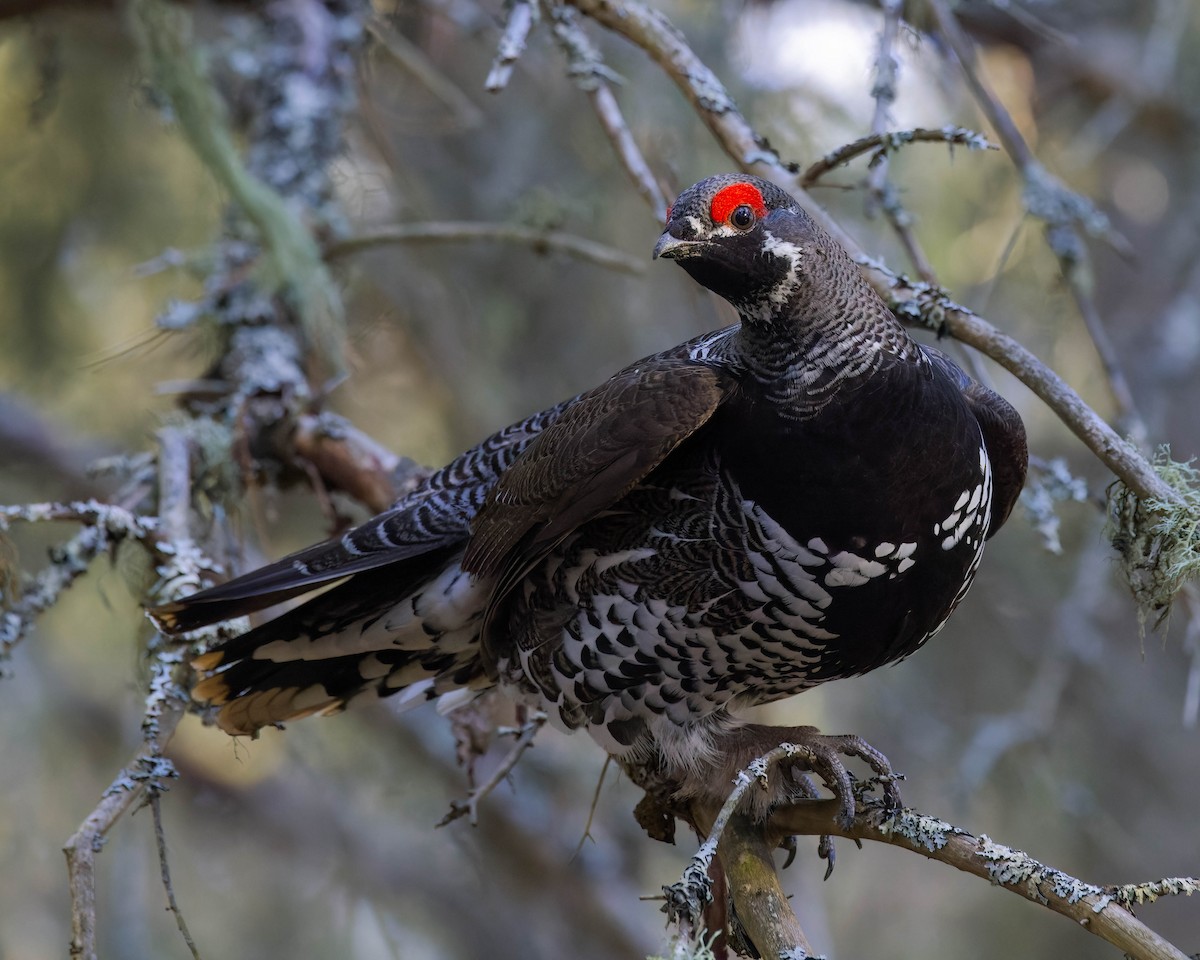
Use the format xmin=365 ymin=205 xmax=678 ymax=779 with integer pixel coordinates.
xmin=977 ymin=835 xmax=1105 ymax=906
xmin=647 ymin=927 xmax=719 ymax=960
xmin=1108 ymin=876 xmax=1200 ymax=906
xmin=877 ymin=809 xmax=961 ymax=852
xmin=128 ymin=0 xmax=346 ymax=373
xmin=1108 ymin=446 xmax=1200 ymax=628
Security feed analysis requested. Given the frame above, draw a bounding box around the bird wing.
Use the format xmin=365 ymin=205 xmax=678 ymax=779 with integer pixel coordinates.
xmin=462 ymin=359 xmax=737 ymax=604
xmin=149 ymin=503 xmax=470 ymax=634
xmin=149 ymin=399 xmax=574 ymax=634
xmin=922 ymin=345 xmax=1028 ymax=537
xmin=964 ymin=377 xmax=1028 ymax=535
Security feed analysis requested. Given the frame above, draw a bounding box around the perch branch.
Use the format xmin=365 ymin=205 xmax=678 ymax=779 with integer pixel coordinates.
xmin=667 ymin=745 xmax=817 ymax=959
xmin=770 ymin=801 xmax=1196 ymax=960
xmin=324 ymin=221 xmax=644 ymax=274
xmin=702 ymin=808 xmax=815 ymax=960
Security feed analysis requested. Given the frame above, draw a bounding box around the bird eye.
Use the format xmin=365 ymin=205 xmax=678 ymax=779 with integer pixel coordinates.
xmin=730 ymin=204 xmax=755 ymax=229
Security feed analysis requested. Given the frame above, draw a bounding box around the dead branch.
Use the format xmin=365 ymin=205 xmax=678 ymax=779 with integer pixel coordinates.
xmin=291 ymin=412 xmax=429 ymax=514
xmin=150 ymin=787 xmax=203 ymax=960
xmin=64 ymin=428 xmax=201 ymax=960
xmin=800 ymin=125 xmax=995 ymax=190
xmin=366 ymin=15 xmax=482 ymax=129
xmin=63 ymin=712 xmax=187 ymax=960
xmin=437 ymin=712 xmax=546 ymax=827
xmin=542 ymin=0 xmax=669 ymax=221
xmin=923 ymin=0 xmax=1141 ymax=434
xmin=485 ymin=0 xmax=537 ymax=92
xmin=324 ymin=220 xmax=645 ymax=273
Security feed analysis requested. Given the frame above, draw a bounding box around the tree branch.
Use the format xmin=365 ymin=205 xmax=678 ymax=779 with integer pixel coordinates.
xmin=324 ymin=221 xmax=644 ymax=273
xmin=542 ymin=0 xmax=670 ymax=221
xmin=63 ymin=427 xmax=203 ymax=960
xmin=769 ymin=801 xmax=1196 ymax=960
xmin=687 ymin=800 xmax=815 ymax=960
xmin=63 ymin=715 xmax=187 ymax=960
xmin=800 ymin=125 xmax=995 ymax=190
xmin=485 ymin=0 xmax=537 ymax=92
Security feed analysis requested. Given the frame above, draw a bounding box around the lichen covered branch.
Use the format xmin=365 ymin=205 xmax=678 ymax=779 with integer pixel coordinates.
xmin=800 ymin=125 xmax=995 ymax=190
xmin=64 ymin=429 xmax=211 ymax=960
xmin=770 ymin=802 xmax=1195 ymax=960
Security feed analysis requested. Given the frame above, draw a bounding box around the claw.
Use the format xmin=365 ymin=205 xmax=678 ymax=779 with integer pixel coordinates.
xmin=818 ymin=834 xmax=836 ymax=880
xmin=778 ymin=834 xmax=798 ymax=869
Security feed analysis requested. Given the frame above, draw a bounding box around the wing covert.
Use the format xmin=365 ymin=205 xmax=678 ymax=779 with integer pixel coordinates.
xmin=462 ymin=360 xmax=736 ymax=598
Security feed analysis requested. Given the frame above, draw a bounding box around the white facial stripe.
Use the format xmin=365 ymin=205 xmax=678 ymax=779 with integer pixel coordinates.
xmin=760 ymin=229 xmax=804 ymax=308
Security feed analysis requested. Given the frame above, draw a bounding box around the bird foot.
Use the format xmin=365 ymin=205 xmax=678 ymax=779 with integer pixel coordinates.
xmin=698 ymin=723 xmax=903 ymax=828
xmin=776 ymin=769 xmax=844 ymax=879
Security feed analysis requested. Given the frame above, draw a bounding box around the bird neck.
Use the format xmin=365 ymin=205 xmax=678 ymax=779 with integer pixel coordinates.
xmin=729 ymin=282 xmax=921 ymax=417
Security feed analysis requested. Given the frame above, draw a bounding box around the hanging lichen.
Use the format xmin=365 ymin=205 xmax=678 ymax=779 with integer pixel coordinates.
xmin=1108 ymin=445 xmax=1200 ymax=629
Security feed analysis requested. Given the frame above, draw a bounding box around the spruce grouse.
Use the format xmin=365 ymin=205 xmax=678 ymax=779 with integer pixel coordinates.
xmin=154 ymin=174 xmax=1028 ymax=820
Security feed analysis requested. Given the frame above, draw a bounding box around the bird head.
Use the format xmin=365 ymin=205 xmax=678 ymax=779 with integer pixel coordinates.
xmin=654 ymin=175 xmax=828 ymax=324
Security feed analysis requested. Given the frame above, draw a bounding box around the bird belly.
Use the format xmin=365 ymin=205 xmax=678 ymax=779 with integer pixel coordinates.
xmin=496 ymin=447 xmax=992 ymax=759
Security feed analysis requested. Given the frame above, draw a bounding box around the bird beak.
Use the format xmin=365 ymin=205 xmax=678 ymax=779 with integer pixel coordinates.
xmin=653 ymin=232 xmax=696 ymax=261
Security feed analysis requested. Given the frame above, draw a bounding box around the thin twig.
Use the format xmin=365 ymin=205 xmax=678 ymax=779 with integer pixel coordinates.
xmin=150 ymin=793 xmax=203 ymax=960
xmin=860 ymin=4 xmax=946 ymax=285
xmin=485 ymin=0 xmax=537 ymax=92
xmin=800 ymin=126 xmax=995 ymax=191
xmin=923 ymin=0 xmax=1141 ymax=434
xmin=572 ymin=755 xmax=612 ymax=860
xmin=865 ymin=0 xmax=940 ymax=288
xmin=64 ymin=712 xmax=187 ymax=960
xmin=542 ymin=1 xmax=669 ymax=221
xmin=1068 ymin=279 xmax=1142 ymax=434
xmin=0 ymin=501 xmax=163 ymax=657
xmin=588 ymin=83 xmax=668 ymax=222
xmin=324 ymin=221 xmax=644 ymax=273
xmin=366 ymin=15 xmax=482 ymax=129
xmin=437 ymin=713 xmax=546 ymax=826
xmin=63 ymin=428 xmax=207 ymax=960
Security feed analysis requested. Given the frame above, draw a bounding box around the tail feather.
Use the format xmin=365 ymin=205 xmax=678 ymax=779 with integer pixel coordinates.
xmin=187 ymin=549 xmax=492 ymax=735
xmin=151 ymin=519 xmax=467 ymax=634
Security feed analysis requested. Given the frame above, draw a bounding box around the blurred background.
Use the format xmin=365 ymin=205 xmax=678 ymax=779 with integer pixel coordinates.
xmin=1 ymin=1 xmax=1198 ymax=957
